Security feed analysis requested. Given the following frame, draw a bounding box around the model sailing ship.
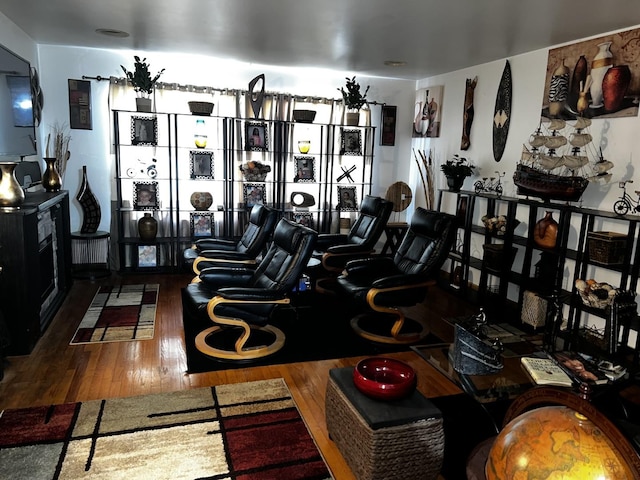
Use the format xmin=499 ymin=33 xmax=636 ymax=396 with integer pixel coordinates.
xmin=513 ymin=116 xmax=614 ymax=202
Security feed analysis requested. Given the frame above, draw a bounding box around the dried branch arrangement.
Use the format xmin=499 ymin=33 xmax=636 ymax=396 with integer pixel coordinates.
xmin=46 ymin=123 xmax=71 ymax=180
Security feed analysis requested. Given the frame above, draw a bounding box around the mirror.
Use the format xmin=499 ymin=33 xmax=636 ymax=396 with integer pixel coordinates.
xmin=0 ymin=44 xmax=38 ymax=157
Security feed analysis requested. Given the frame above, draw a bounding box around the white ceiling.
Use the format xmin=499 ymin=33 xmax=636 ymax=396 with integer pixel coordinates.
xmin=2 ymin=0 xmax=640 ymax=80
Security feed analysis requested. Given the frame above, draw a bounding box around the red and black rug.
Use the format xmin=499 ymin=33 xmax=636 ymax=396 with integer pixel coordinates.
xmin=0 ymin=378 xmax=331 ymax=479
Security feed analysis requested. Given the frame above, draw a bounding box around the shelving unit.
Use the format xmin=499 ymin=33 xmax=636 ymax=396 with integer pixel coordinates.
xmin=437 ymin=189 xmax=640 ymax=365
xmin=113 ymin=110 xmax=375 ymax=273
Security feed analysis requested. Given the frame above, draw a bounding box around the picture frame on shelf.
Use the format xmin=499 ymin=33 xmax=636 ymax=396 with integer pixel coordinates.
xmin=243 ymin=183 xmax=265 ymax=209
xmin=340 ymin=128 xmax=362 ymax=155
xmin=137 ymin=245 xmax=157 ymax=268
xmin=293 ymin=212 xmax=313 ymax=229
xmin=190 ymin=212 xmax=214 ymax=238
xmin=337 ymin=185 xmax=358 ymax=211
xmin=190 ymin=150 xmax=214 ymax=179
xmin=133 ymin=181 xmax=159 ymax=210
xmin=131 ymin=116 xmax=158 ymax=146
xmin=244 ymin=122 xmax=268 ymax=151
xmin=293 ymin=156 xmax=315 ymax=182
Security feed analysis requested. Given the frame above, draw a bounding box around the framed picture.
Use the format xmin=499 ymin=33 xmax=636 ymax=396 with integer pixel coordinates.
xmin=243 ymin=183 xmax=265 ymax=208
xmin=380 ymin=105 xmax=397 ymax=146
xmin=133 ymin=181 xmax=159 ymax=210
xmin=190 ymin=150 xmax=214 ymax=179
xmin=190 ymin=212 xmax=213 ymax=237
xmin=293 ymin=156 xmax=315 ymax=182
xmin=131 ymin=116 xmax=158 ymax=146
xmin=245 ymin=122 xmax=268 ymax=151
xmin=337 ymin=185 xmax=358 ymax=211
xmin=340 ymin=129 xmax=362 ymax=155
xmin=137 ymin=245 xmax=157 ymax=268
xmin=293 ymin=212 xmax=313 ymax=229
xmin=68 ymin=79 xmax=92 ymax=130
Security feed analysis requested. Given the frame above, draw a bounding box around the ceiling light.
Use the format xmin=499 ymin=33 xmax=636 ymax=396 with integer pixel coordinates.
xmin=95 ymin=29 xmax=130 ymax=38
xmin=384 ymin=60 xmax=407 ymax=67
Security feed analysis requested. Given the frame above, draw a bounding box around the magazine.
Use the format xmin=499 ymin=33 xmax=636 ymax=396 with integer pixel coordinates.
xmin=520 ymin=356 xmax=573 ymax=387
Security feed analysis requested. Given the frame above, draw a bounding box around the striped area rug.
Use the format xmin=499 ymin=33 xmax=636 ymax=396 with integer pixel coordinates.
xmin=70 ymin=284 xmax=158 ymax=345
xmin=0 ymin=378 xmax=332 ymax=479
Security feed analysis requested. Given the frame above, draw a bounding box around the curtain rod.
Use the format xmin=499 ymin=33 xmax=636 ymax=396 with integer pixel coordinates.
xmin=81 ymin=75 xmax=385 ymax=106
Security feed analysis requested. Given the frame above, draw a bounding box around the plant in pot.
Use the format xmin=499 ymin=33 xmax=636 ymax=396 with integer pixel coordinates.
xmin=440 ymin=154 xmax=475 ymax=192
xmin=338 ymin=76 xmax=370 ymax=126
xmin=121 ymin=56 xmax=165 ymax=112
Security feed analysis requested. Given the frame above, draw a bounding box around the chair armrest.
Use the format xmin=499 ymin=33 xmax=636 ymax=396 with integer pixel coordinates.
xmin=216 ymin=287 xmax=287 ymax=302
xmin=195 ymin=238 xmax=237 ymax=252
xmin=322 ymin=249 xmax=375 ymax=272
xmin=343 ymin=256 xmax=397 ymax=276
xmin=198 ymin=250 xmax=253 ymax=261
xmin=315 ymin=233 xmax=348 ymax=251
xmin=199 ymin=267 xmax=253 ymax=289
xmin=372 ymin=274 xmax=432 ymax=290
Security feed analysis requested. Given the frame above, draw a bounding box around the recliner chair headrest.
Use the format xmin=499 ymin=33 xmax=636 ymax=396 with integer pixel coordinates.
xmin=359 ymin=195 xmax=391 ymax=217
xmin=273 ymin=218 xmax=311 ymax=252
xmin=249 ymin=204 xmax=267 ymax=224
xmin=411 ymin=208 xmax=456 ymax=237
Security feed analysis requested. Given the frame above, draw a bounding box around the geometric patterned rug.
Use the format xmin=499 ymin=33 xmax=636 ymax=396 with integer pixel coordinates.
xmin=0 ymin=378 xmax=332 ymax=479
xmin=70 ymin=284 xmax=158 ymax=345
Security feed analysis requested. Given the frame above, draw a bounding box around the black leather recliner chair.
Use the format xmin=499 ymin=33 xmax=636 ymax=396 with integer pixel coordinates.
xmin=182 ymin=218 xmax=317 ymax=360
xmin=183 ymin=204 xmax=279 ymax=274
xmin=336 ymin=207 xmax=457 ymax=344
xmin=307 ymin=195 xmax=393 ymax=288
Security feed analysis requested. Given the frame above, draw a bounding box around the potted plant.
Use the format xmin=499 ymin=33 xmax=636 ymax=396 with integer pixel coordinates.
xmin=121 ymin=56 xmax=165 ymax=112
xmin=440 ymin=154 xmax=475 ymax=191
xmin=338 ymin=76 xmax=370 ymax=126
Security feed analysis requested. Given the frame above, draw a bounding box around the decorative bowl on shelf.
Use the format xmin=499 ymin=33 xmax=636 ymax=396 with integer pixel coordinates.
xmin=352 ymin=357 xmax=417 ymax=401
xmin=481 ymin=215 xmax=520 ymax=236
xmin=190 ymin=191 xmax=213 ymax=210
xmin=188 ymin=101 xmax=214 ymax=116
xmin=240 ymin=161 xmax=271 ymax=181
xmin=575 ymin=279 xmax=617 ymax=309
xmin=292 ymin=109 xmax=316 ymax=123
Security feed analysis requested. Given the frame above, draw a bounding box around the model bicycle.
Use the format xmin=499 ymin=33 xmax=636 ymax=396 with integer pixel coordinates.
xmin=613 ymin=180 xmax=640 ymax=215
xmin=474 ymin=171 xmax=505 ymax=198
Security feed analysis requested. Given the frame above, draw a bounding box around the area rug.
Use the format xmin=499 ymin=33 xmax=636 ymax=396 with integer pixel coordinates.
xmin=0 ymin=378 xmax=332 ymax=480
xmin=70 ymin=284 xmax=158 ymax=345
xmin=183 ymin=290 xmax=441 ymax=374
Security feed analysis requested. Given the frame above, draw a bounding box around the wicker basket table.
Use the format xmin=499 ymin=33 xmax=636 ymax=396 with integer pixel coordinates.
xmin=325 ymin=367 xmax=444 ymax=480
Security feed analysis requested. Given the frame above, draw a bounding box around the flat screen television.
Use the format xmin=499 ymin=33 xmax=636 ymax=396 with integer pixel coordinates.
xmin=0 ymin=44 xmax=37 ymax=157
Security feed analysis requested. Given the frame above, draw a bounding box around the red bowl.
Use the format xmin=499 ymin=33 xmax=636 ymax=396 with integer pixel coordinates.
xmin=353 ymin=357 xmax=417 ymax=401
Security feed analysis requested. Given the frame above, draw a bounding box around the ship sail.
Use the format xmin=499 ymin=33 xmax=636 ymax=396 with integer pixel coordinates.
xmin=568 ymin=132 xmax=592 ymax=147
xmin=537 ymin=154 xmax=564 ymax=170
xmin=561 ymin=155 xmax=590 ymax=169
xmin=544 ymin=135 xmax=567 ymax=149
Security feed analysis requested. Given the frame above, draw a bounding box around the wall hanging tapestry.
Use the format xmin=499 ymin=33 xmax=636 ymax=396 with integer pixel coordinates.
xmin=70 ymin=284 xmax=158 ymax=345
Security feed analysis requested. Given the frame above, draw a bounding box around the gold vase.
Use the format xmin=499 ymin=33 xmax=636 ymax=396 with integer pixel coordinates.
xmin=42 ymin=157 xmax=62 ymax=192
xmin=0 ymin=162 xmax=25 ymax=208
xmin=533 ymin=211 xmax=559 ymax=249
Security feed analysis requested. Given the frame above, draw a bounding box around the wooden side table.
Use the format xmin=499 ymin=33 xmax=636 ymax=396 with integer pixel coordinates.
xmin=325 ymin=367 xmax=444 ymax=480
xmin=70 ymin=230 xmax=111 ymax=279
xmin=381 ymin=222 xmax=408 ymax=256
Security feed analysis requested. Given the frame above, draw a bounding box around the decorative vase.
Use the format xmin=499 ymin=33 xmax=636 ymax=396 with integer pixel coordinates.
xmin=136 ymin=97 xmax=152 ymax=113
xmin=589 ymin=41 xmax=613 ymax=108
xmin=190 ymin=191 xmax=213 ymax=210
xmin=76 ymin=165 xmax=101 ymax=233
xmin=548 ymin=61 xmax=569 ymax=117
xmin=298 ymin=140 xmax=311 ymax=154
xmin=533 ymin=211 xmax=558 ymax=249
xmin=602 ymin=65 xmax=631 ymax=112
xmin=570 ymin=55 xmax=588 ymax=96
xmin=0 ymin=162 xmax=25 ymax=208
xmin=346 ymin=110 xmax=360 ymax=126
xmin=194 ymin=118 xmax=207 ymax=148
xmin=138 ymin=213 xmax=158 ymax=240
xmin=446 ymin=175 xmax=466 ymax=192
xmin=42 ymin=157 xmax=62 ymax=192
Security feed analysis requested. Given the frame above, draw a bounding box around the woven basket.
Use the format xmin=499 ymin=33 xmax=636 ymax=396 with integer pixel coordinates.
xmin=292 ymin=109 xmax=316 ymax=123
xmin=188 ymin=101 xmax=214 ymax=116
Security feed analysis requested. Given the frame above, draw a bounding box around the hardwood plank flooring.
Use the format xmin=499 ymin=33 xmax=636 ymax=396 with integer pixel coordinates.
xmin=0 ymin=272 xmax=476 ymax=479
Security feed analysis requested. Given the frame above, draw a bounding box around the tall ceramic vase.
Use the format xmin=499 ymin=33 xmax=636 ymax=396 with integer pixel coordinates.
xmin=589 ymin=41 xmax=613 ymax=109
xmin=602 ymin=65 xmax=631 ymax=112
xmin=76 ymin=165 xmax=101 ymax=233
xmin=138 ymin=213 xmax=158 ymax=240
xmin=42 ymin=157 xmax=62 ymax=192
xmin=533 ymin=211 xmax=558 ymax=249
xmin=0 ymin=162 xmax=25 ymax=208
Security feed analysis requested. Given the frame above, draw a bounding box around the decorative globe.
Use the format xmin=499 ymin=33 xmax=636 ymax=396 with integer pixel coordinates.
xmin=190 ymin=191 xmax=213 ymax=210
xmin=486 ymin=406 xmax=633 ymax=479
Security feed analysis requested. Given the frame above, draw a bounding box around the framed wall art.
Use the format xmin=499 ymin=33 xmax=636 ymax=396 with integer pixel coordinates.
xmin=380 ymin=105 xmax=397 ymax=146
xmin=68 ymin=79 xmax=92 ymax=130
xmin=243 ymin=183 xmax=265 ymax=209
xmin=412 ymin=86 xmax=443 ymax=138
xmin=191 ymin=212 xmax=213 ymax=237
xmin=337 ymin=185 xmax=358 ymax=211
xmin=131 ymin=116 xmax=158 ymax=146
xmin=245 ymin=122 xmax=268 ymax=151
xmin=340 ymin=129 xmax=362 ymax=155
xmin=137 ymin=245 xmax=157 ymax=268
xmin=133 ymin=181 xmax=159 ymax=210
xmin=293 ymin=156 xmax=315 ymax=182
xmin=293 ymin=212 xmax=313 ymax=229
xmin=190 ymin=150 xmax=214 ymax=179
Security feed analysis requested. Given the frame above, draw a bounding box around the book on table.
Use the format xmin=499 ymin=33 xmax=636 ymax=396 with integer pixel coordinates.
xmin=551 ymin=351 xmax=610 ymax=386
xmin=520 ymin=356 xmax=573 ymax=387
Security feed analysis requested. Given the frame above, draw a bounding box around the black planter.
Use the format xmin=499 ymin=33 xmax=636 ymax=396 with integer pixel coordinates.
xmin=446 ymin=175 xmax=466 ymax=192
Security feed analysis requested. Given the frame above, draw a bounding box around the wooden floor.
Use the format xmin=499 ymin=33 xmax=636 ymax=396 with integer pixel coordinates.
xmin=0 ymin=272 xmax=477 ymax=479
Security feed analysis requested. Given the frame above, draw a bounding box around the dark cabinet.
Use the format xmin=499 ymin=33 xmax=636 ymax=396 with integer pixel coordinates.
xmin=0 ymin=191 xmax=72 ymax=354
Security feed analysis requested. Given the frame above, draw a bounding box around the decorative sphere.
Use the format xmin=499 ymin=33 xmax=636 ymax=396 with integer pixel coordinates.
xmin=190 ymin=191 xmax=213 ymax=210
xmin=486 ymin=406 xmax=633 ymax=479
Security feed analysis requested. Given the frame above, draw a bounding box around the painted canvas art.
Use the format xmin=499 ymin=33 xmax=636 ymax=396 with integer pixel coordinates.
xmin=412 ymin=86 xmax=443 ymax=138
